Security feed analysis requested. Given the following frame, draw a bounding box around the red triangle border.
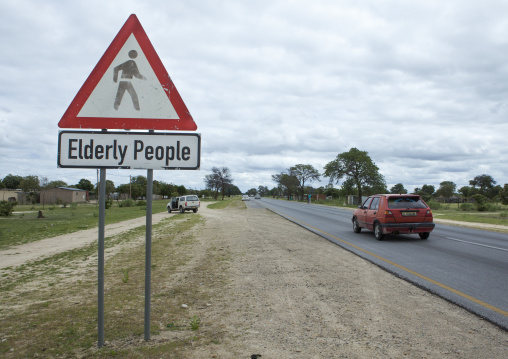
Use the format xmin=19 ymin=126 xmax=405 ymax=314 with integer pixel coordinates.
xmin=58 ymin=14 xmax=197 ymax=131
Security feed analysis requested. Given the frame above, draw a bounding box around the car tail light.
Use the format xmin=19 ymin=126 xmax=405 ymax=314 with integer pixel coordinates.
xmin=185 ymin=202 xmax=188 ymax=206
xmin=384 ymin=210 xmax=395 ymax=222
xmin=424 ymin=209 xmax=433 ymax=221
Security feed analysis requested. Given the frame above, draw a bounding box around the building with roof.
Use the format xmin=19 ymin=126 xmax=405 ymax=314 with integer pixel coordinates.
xmin=40 ymin=187 xmax=89 ymax=205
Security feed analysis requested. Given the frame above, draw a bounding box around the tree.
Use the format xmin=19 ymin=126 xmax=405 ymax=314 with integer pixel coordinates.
xmin=116 ymin=183 xmax=130 ymax=198
xmin=323 ymin=148 xmax=386 ymax=202
xmin=228 ymin=185 xmax=242 ymax=196
xmin=45 ymin=180 xmax=68 ymax=189
xmin=325 ymin=187 xmax=341 ymax=199
xmin=158 ymin=182 xmax=174 ymax=198
xmin=499 ymin=184 xmax=508 ymax=205
xmin=390 ymin=183 xmax=407 ymax=194
xmin=76 ymin=178 xmax=94 ymax=192
xmin=247 ymin=188 xmax=257 ymax=196
xmin=414 ymin=184 xmax=435 ymax=202
xmin=177 ymin=185 xmax=187 ymax=196
xmin=216 ymin=167 xmax=233 ymax=200
xmin=205 ymin=167 xmax=233 ymax=200
xmin=131 ymin=175 xmax=147 ymax=195
xmin=19 ymin=175 xmax=40 ymax=204
xmin=39 ymin=177 xmax=49 ymax=188
xmin=258 ymin=186 xmax=269 ymax=196
xmin=2 ymin=174 xmax=23 ymax=189
xmin=436 ymin=181 xmax=456 ymax=200
xmin=105 ymin=180 xmax=115 ymax=197
xmin=290 ymin=164 xmax=320 ymax=200
xmin=337 ymin=178 xmax=356 ymax=198
xmin=95 ymin=179 xmax=115 ymax=199
xmin=205 ymin=173 xmax=220 ymax=199
xmin=199 ymin=189 xmax=212 ymax=198
xmin=469 ymin=174 xmax=496 ymax=198
xmin=458 ymin=186 xmax=472 ymax=203
xmin=272 ymin=171 xmax=299 ymax=200
xmin=472 ymin=194 xmax=488 ymax=211
xmin=130 ymin=183 xmax=143 ymax=199
xmin=487 ymin=185 xmax=502 ymax=201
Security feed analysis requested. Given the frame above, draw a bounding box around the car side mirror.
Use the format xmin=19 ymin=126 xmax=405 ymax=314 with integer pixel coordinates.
xmin=358 ymin=205 xmax=363 ymax=209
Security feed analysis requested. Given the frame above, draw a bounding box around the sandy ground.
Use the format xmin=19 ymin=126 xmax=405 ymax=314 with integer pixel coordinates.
xmin=2 ymin=204 xmax=508 ymax=358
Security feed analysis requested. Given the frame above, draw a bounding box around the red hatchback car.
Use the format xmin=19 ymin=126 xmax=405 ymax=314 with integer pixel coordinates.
xmin=352 ymin=194 xmax=435 ymax=240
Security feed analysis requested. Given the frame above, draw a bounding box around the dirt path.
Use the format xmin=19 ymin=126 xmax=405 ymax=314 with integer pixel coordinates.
xmin=184 ymin=206 xmax=508 ymax=358
xmin=0 ymin=212 xmax=170 ymax=269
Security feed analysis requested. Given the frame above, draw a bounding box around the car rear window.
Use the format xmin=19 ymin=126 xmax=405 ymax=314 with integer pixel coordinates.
xmin=186 ymin=195 xmax=199 ymax=201
xmin=387 ymin=196 xmax=428 ymax=209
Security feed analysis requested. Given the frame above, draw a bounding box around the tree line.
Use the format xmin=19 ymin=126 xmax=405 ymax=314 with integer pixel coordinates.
xmin=270 ymin=147 xmax=508 ymax=206
xmin=0 ymin=168 xmax=245 ymax=204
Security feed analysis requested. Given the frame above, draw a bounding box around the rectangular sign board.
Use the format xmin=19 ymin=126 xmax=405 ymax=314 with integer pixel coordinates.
xmin=58 ymin=131 xmax=200 ymax=170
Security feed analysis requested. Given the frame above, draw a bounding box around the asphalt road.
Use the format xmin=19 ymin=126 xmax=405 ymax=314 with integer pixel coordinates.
xmin=245 ymin=197 xmax=508 ymax=330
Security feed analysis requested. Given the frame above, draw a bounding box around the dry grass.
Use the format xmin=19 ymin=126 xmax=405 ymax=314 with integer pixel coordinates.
xmin=0 ymin=213 xmax=232 ymax=358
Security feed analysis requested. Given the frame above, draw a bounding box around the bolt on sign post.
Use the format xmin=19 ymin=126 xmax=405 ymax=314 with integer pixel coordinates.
xmin=57 ymin=14 xmax=199 ymax=348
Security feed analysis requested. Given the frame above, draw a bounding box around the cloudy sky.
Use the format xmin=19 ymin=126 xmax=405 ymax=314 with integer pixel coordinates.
xmin=1 ymin=0 xmax=507 ymax=193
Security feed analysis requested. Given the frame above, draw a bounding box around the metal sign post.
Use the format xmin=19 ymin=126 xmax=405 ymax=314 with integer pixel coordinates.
xmin=144 ymin=129 xmax=154 ymax=341
xmin=57 ymin=14 xmax=198 ymax=349
xmin=98 ymin=167 xmax=106 ymax=348
xmin=144 ymin=168 xmax=153 ymax=340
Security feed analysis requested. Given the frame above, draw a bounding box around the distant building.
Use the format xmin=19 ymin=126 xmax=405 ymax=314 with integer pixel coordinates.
xmin=40 ymin=187 xmax=89 ymax=205
xmin=0 ymin=189 xmax=25 ymax=203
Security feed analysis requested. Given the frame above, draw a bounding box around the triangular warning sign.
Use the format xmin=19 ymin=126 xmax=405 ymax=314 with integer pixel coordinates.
xmin=58 ymin=14 xmax=197 ymax=131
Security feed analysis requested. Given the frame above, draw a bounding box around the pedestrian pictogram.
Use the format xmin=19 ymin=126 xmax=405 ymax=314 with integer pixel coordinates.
xmin=58 ymin=14 xmax=197 ymax=131
xmin=114 ymin=50 xmax=146 ymax=111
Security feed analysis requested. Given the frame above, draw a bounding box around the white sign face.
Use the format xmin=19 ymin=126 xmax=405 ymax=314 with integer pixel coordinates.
xmin=58 ymin=131 xmax=200 ymax=170
xmin=77 ymin=34 xmax=179 ymax=120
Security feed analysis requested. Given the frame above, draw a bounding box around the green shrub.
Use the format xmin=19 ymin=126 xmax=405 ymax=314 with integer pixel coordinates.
xmin=119 ymin=199 xmax=134 ymax=207
xmin=484 ymin=203 xmax=498 ymax=212
xmin=136 ymin=200 xmax=146 ymax=207
xmin=70 ymin=202 xmax=78 ymax=210
xmin=460 ymin=203 xmax=475 ymax=211
xmin=0 ymin=200 xmax=17 ymax=216
xmin=427 ymin=200 xmax=441 ymax=210
xmin=105 ymin=198 xmax=113 ymax=209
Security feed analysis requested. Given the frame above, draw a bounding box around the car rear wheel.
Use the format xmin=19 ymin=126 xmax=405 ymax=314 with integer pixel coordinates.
xmin=419 ymin=232 xmax=430 ymax=240
xmin=374 ymin=222 xmax=384 ymax=241
xmin=179 ymin=206 xmax=184 ymax=214
xmin=353 ymin=217 xmax=362 ymax=233
xmin=193 ymin=209 xmax=198 ymax=213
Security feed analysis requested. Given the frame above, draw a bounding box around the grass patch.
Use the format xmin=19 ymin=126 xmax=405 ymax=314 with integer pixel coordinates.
xmin=0 ymin=200 xmax=169 ymax=249
xmin=207 ymin=198 xmax=245 ymax=210
xmin=0 ymin=213 xmax=232 ymax=358
xmin=431 ymin=202 xmax=508 ymax=227
xmin=434 ymin=212 xmax=508 ymax=226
